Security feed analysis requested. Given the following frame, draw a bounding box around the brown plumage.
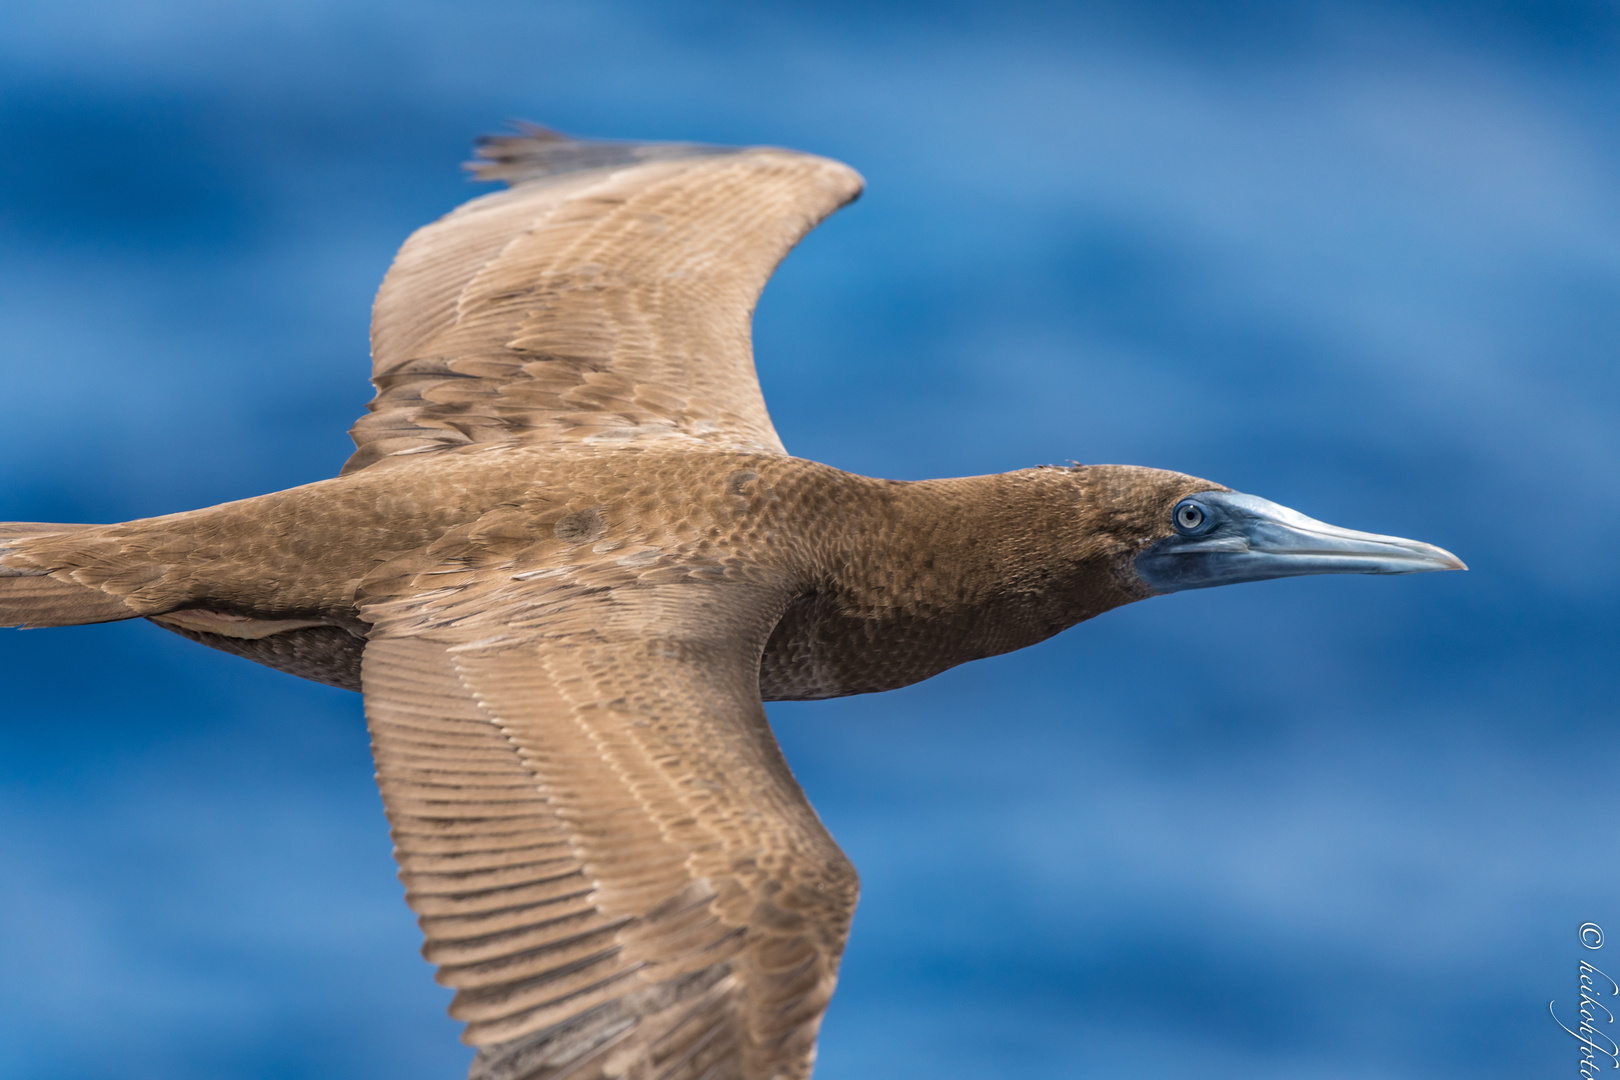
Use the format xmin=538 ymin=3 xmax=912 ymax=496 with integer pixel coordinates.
xmin=0 ymin=126 xmax=1461 ymax=1080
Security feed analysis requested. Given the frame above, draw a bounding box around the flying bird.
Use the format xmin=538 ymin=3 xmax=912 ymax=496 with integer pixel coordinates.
xmin=0 ymin=126 xmax=1463 ymax=1080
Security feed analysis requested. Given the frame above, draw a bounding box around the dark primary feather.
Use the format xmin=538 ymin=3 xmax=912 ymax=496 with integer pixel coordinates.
xmin=469 ymin=124 xmax=738 ymax=186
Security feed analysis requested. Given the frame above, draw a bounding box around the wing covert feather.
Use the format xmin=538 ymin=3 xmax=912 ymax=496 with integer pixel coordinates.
xmin=361 ymin=554 xmax=858 ymax=1080
xmin=346 ymin=131 xmax=864 ymax=474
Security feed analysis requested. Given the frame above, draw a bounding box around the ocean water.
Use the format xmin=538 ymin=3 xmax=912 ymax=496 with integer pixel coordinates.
xmin=1 ymin=2 xmax=1616 ymax=1076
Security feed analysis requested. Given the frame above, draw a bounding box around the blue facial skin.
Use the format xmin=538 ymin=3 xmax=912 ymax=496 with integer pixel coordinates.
xmin=1134 ymin=491 xmax=1465 ymax=595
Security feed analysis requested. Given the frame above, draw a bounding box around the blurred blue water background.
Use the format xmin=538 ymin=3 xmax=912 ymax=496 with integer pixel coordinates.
xmin=1 ymin=2 xmax=1616 ymax=1077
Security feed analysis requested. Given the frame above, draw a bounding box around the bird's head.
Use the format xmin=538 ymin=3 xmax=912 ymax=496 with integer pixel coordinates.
xmin=1071 ymin=465 xmax=1464 ymax=599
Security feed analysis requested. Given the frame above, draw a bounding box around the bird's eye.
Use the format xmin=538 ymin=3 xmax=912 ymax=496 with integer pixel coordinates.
xmin=1174 ymin=501 xmax=1208 ymax=533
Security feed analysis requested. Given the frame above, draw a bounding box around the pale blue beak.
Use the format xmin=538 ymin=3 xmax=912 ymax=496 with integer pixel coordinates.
xmin=1135 ymin=491 xmax=1465 ymax=594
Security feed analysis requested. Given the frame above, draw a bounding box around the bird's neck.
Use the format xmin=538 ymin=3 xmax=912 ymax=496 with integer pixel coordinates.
xmin=759 ymin=466 xmax=1146 ymax=700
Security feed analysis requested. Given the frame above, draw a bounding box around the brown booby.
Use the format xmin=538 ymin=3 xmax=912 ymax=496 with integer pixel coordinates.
xmin=0 ymin=127 xmax=1462 ymax=1080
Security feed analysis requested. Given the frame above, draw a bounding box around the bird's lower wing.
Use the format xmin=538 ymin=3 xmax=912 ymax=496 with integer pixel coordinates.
xmin=360 ymin=558 xmax=857 ymax=1080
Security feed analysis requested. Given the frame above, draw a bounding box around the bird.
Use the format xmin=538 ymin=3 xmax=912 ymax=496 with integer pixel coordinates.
xmin=0 ymin=125 xmax=1463 ymax=1080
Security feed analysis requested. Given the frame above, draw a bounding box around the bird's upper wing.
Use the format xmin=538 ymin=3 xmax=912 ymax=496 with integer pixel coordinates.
xmin=357 ymin=521 xmax=858 ymax=1080
xmin=344 ymin=128 xmax=864 ymax=474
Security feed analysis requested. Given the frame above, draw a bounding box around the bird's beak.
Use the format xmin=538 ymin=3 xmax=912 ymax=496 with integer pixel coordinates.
xmin=1134 ymin=491 xmax=1465 ymax=594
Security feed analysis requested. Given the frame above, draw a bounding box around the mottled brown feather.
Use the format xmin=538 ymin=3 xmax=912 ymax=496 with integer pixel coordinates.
xmin=347 ymin=132 xmax=864 ymax=474
xmin=0 ymin=523 xmax=137 ymax=627
xmin=361 ymin=536 xmax=858 ymax=1079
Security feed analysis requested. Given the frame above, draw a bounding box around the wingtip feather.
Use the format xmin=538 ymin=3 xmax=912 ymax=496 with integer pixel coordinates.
xmin=465 ymin=122 xmax=739 ymax=187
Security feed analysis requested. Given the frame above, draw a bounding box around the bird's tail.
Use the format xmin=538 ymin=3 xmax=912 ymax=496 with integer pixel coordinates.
xmin=0 ymin=523 xmax=137 ymax=628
